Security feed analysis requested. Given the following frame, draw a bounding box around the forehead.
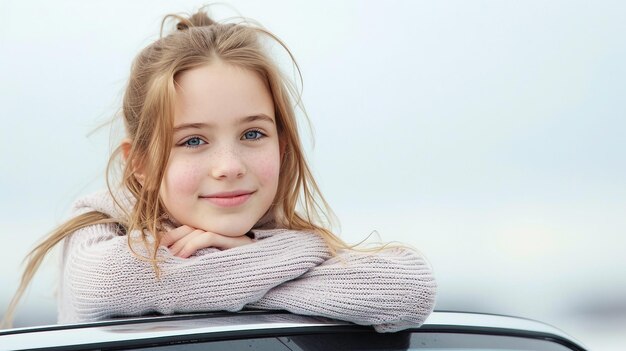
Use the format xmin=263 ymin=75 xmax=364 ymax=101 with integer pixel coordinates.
xmin=174 ymin=62 xmax=274 ymax=125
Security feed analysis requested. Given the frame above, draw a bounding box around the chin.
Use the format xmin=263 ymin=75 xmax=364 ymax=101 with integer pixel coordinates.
xmin=202 ymin=222 xmax=255 ymax=237
xmin=215 ymin=228 xmax=251 ymax=237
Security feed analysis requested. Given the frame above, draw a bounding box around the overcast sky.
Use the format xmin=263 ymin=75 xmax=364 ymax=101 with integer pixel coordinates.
xmin=1 ymin=1 xmax=625 ymax=349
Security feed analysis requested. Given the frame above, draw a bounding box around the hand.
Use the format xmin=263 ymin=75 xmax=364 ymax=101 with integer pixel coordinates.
xmin=160 ymin=225 xmax=254 ymax=258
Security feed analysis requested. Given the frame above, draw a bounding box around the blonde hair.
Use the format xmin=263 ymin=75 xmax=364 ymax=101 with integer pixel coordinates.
xmin=3 ymin=9 xmax=350 ymax=328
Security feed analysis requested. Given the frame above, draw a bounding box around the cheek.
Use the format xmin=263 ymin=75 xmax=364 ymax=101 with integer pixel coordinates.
xmin=164 ymin=158 xmax=204 ymax=195
xmin=255 ymin=151 xmax=281 ymax=186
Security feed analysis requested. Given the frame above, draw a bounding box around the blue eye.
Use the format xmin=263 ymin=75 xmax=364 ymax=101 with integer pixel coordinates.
xmin=182 ymin=137 xmax=206 ymax=148
xmin=242 ymin=130 xmax=265 ymax=140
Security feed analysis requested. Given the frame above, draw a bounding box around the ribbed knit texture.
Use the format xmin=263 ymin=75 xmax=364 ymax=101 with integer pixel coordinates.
xmin=57 ymin=190 xmax=437 ymax=332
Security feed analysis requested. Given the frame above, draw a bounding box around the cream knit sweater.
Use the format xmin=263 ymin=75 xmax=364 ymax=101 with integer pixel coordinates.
xmin=57 ymin=190 xmax=437 ymax=332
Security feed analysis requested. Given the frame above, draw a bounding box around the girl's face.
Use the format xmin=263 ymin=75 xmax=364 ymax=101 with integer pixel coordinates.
xmin=160 ymin=62 xmax=280 ymax=237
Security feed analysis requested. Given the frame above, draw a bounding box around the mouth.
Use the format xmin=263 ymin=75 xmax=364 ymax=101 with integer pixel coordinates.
xmin=199 ymin=190 xmax=255 ymax=208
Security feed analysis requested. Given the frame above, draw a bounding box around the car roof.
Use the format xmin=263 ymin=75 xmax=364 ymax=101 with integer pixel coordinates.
xmin=0 ymin=310 xmax=587 ymax=351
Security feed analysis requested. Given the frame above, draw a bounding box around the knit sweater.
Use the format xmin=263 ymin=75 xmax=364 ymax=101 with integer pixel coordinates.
xmin=57 ymin=190 xmax=437 ymax=332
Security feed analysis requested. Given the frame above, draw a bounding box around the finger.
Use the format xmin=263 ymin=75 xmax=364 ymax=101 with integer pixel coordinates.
xmin=169 ymin=229 xmax=206 ymax=256
xmin=160 ymin=225 xmax=194 ymax=247
xmin=177 ymin=232 xmax=215 ymax=258
xmin=210 ymin=234 xmax=254 ymax=250
xmin=169 ymin=229 xmax=203 ymax=256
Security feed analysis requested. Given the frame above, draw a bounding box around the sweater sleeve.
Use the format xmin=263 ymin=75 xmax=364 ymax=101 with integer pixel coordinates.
xmin=57 ymin=223 xmax=330 ymax=324
xmin=246 ymin=247 xmax=437 ymax=332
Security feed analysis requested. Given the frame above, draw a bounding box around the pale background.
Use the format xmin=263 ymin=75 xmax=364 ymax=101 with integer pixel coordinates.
xmin=1 ymin=1 xmax=625 ymax=350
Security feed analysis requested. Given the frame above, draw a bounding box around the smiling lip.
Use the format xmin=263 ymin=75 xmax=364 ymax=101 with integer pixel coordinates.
xmin=200 ymin=190 xmax=255 ymax=207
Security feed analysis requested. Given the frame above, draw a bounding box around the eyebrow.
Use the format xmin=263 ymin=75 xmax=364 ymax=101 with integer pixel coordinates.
xmin=173 ymin=114 xmax=275 ymax=133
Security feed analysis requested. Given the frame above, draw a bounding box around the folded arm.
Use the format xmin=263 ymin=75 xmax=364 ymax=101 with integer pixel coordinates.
xmin=247 ymin=247 xmax=437 ymax=332
xmin=58 ymin=224 xmax=330 ymax=324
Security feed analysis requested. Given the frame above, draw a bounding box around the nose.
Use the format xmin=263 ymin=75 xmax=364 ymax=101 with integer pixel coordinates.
xmin=210 ymin=145 xmax=246 ymax=180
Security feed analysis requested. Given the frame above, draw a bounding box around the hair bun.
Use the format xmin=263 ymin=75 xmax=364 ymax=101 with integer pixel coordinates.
xmin=176 ymin=11 xmax=216 ymax=31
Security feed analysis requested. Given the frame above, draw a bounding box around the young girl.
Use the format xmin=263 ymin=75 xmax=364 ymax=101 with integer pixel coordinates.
xmin=4 ymin=9 xmax=436 ymax=332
